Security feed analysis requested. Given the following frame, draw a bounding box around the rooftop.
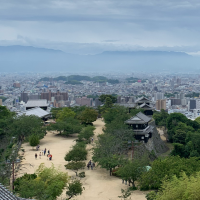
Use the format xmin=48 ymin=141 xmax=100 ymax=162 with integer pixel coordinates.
xmin=0 ymin=183 xmax=33 ymax=200
xmin=26 ymin=99 xmax=49 ymax=108
xmin=125 ymin=112 xmax=152 ymax=124
xmin=18 ymin=107 xmax=50 ymax=118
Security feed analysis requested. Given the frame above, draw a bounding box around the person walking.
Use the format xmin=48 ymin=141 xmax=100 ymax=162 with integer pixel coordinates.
xmin=35 ymin=153 xmax=37 ymax=159
xmin=87 ymin=163 xmax=90 ymax=170
xmin=44 ymin=148 xmax=46 ymax=156
xmin=91 ymin=138 xmax=93 ymax=143
xmin=89 ymin=160 xmax=91 ymax=165
xmin=92 ymin=162 xmax=95 ymax=169
xmin=48 ymin=150 xmax=50 ymax=154
xmin=42 ymin=150 xmax=44 ymax=155
xmin=39 ymin=152 xmax=41 ymax=159
xmin=91 ymin=164 xmax=93 ymax=170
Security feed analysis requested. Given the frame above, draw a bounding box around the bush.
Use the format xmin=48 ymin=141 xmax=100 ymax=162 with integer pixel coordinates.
xmin=14 ymin=173 xmax=37 ymax=192
xmin=66 ymin=179 xmax=84 ymax=200
xmin=155 ymin=172 xmax=200 ymax=200
xmin=77 ymin=126 xmax=95 ymax=143
xmin=146 ymin=191 xmax=157 ymax=200
xmin=78 ymin=172 xmax=85 ymax=178
xmin=139 ymin=156 xmax=200 ymax=190
xmin=65 ymin=161 xmax=86 ymax=176
xmin=64 ymin=145 xmax=87 ymax=162
xmin=29 ymin=134 xmax=39 ymax=147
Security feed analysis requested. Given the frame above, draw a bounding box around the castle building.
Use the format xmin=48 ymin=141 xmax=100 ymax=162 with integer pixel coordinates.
xmin=125 ymin=112 xmax=154 ymax=143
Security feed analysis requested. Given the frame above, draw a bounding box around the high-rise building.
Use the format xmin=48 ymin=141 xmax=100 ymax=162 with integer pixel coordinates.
xmin=75 ymin=97 xmax=93 ymax=107
xmin=117 ymin=96 xmax=121 ymax=103
xmin=196 ymin=99 xmax=200 ymax=109
xmin=171 ymin=98 xmax=181 ymax=106
xmin=41 ymin=90 xmax=68 ymax=101
xmin=180 ymin=92 xmax=185 ymax=99
xmin=13 ymin=82 xmax=20 ymax=88
xmin=156 ymin=99 xmax=166 ymax=110
xmin=190 ymin=99 xmax=196 ymax=110
xmin=154 ymin=93 xmax=164 ymax=101
xmin=95 ymin=98 xmax=102 ymax=107
xmin=181 ymin=99 xmax=187 ymax=106
xmin=29 ymin=94 xmax=40 ymax=100
xmin=21 ymin=92 xmax=28 ymax=103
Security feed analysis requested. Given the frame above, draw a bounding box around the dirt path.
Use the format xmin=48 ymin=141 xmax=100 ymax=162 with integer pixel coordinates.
xmin=157 ymin=128 xmax=166 ymax=141
xmin=17 ymin=131 xmax=76 ymax=177
xmin=18 ymin=119 xmax=147 ymax=200
xmin=75 ymin=119 xmax=147 ymax=200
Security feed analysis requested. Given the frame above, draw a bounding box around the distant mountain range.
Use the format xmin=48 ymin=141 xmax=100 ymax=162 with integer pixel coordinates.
xmin=40 ymin=75 xmax=119 ymax=84
xmin=0 ymin=45 xmax=199 ymax=72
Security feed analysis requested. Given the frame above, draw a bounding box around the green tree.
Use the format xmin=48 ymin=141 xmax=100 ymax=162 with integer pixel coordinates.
xmin=70 ymin=106 xmax=87 ymax=117
xmin=16 ymin=163 xmax=69 ymax=200
xmin=153 ymin=109 xmax=169 ymax=128
xmin=145 ymin=191 xmax=157 ymax=200
xmin=48 ymin=118 xmax=82 ymax=135
xmin=66 ymin=179 xmax=84 ymax=200
xmin=195 ymin=116 xmax=200 ymax=124
xmin=166 ymin=113 xmax=188 ymax=131
xmin=65 ymin=161 xmax=86 ymax=176
xmin=172 ymin=130 xmax=187 ymax=144
xmin=170 ymin=143 xmax=188 ymax=157
xmin=92 ymin=132 xmax=132 ymax=176
xmin=78 ymin=126 xmax=95 ymax=143
xmin=65 ymin=145 xmax=87 ymax=162
xmin=118 ymin=189 xmax=131 ymax=200
xmin=57 ymin=107 xmax=76 ymax=121
xmin=78 ymin=108 xmax=98 ymax=124
xmin=14 ymin=173 xmax=37 ymax=192
xmin=139 ymin=156 xmax=200 ymax=190
xmin=9 ymin=115 xmax=43 ymax=141
xmin=104 ymin=97 xmax=113 ymax=108
xmin=29 ymin=134 xmax=40 ymax=148
xmin=0 ymin=105 xmax=12 ymax=119
xmin=99 ymin=94 xmax=117 ymax=103
xmin=103 ymin=105 xmax=129 ymax=124
xmin=117 ymin=156 xmax=149 ymax=187
xmin=0 ymin=106 xmax=15 ymax=136
xmin=51 ymin=108 xmax=62 ymax=119
xmin=130 ymin=108 xmax=145 ymax=116
xmin=155 ymin=172 xmax=200 ymax=200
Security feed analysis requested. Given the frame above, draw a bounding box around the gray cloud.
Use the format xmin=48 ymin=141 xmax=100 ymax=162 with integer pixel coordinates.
xmin=0 ymin=0 xmax=200 ymax=54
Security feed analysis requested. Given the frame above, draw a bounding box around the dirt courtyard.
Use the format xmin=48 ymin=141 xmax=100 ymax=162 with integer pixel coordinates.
xmin=18 ymin=119 xmax=147 ymax=200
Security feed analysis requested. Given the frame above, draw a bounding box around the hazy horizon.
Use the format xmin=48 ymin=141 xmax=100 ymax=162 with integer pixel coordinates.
xmin=1 ymin=1 xmax=200 ymax=73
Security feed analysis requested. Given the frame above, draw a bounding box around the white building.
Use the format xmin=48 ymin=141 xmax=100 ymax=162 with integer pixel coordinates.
xmin=154 ymin=93 xmax=164 ymax=101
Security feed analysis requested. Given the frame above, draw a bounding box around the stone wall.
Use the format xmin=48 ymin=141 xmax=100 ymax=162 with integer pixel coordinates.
xmin=135 ymin=120 xmax=169 ymax=159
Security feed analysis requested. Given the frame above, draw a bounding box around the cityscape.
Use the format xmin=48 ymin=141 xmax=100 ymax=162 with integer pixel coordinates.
xmin=1 ymin=72 xmax=200 ymax=120
xmin=1 ymin=0 xmax=200 ymax=200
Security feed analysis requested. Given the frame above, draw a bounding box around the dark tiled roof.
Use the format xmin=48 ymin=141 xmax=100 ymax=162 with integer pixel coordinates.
xmin=134 ymin=125 xmax=154 ymax=135
xmin=136 ymin=112 xmax=152 ymax=123
xmin=0 ymin=183 xmax=34 ymax=200
xmin=139 ymin=103 xmax=153 ymax=109
xmin=0 ymin=183 xmax=18 ymax=200
xmin=115 ymin=103 xmax=135 ymax=108
xmin=135 ymin=96 xmax=151 ymax=103
xmin=125 ymin=112 xmax=152 ymax=124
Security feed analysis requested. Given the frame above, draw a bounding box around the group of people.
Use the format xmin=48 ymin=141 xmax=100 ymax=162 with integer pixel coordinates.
xmin=87 ymin=160 xmax=95 ymax=170
xmin=35 ymin=148 xmax=52 ymax=161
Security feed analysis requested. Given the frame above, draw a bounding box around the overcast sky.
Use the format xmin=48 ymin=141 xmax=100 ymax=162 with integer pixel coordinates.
xmin=1 ymin=0 xmax=200 ymax=54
